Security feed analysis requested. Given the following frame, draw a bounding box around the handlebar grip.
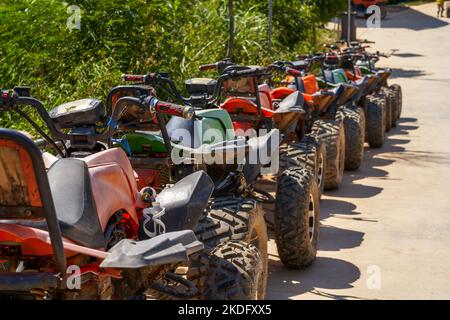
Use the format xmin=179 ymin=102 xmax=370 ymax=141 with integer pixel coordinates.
xmin=285 ymin=67 xmax=302 ymax=77
xmin=199 ymin=63 xmax=217 ymax=71
xmin=122 ymin=74 xmax=146 ymax=82
xmin=0 ymin=90 xmax=15 ymax=110
xmin=149 ymin=98 xmax=194 ymax=120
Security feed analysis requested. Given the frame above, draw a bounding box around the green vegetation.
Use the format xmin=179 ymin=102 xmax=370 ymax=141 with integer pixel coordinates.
xmin=0 ymin=0 xmax=346 ymax=134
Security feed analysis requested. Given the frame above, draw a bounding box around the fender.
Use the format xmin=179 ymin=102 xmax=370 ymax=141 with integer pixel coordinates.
xmin=83 ymin=148 xmax=141 ymax=229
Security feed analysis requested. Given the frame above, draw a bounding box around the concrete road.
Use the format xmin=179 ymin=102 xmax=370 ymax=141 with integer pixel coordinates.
xmin=267 ymin=3 xmax=450 ymax=300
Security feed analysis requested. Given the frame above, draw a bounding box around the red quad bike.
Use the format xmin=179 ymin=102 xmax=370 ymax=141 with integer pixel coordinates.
xmin=0 ymin=87 xmax=263 ymax=300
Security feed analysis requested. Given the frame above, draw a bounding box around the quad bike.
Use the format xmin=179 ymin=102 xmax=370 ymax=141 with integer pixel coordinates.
xmin=268 ymin=59 xmax=365 ymax=179
xmin=318 ymin=45 xmax=389 ymax=149
xmin=120 ymin=66 xmax=320 ymax=270
xmin=346 ymin=40 xmax=403 ymax=127
xmin=352 ymin=0 xmax=388 ymax=20
xmin=105 ymin=82 xmax=270 ymax=297
xmin=196 ymin=61 xmax=328 ymax=196
xmin=198 ymin=64 xmax=321 ymax=269
xmin=0 ymin=86 xmax=264 ymax=300
xmin=324 ymin=40 xmax=403 ymax=142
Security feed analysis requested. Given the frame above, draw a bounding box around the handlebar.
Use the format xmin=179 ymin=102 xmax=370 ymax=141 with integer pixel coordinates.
xmin=199 ymin=63 xmax=217 ymax=71
xmin=147 ymin=97 xmax=194 ymax=120
xmin=121 ymin=74 xmax=148 ymax=83
xmin=121 ymin=73 xmax=186 ymax=103
xmin=198 ymin=59 xmax=235 ymax=74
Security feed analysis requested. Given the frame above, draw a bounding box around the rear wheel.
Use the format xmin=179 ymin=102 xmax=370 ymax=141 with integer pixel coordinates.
xmin=337 ymin=105 xmax=366 ymax=171
xmin=366 ymin=96 xmax=386 ymax=148
xmin=275 ymin=168 xmax=320 ymax=269
xmin=380 ymin=91 xmax=392 ymax=132
xmin=311 ymin=120 xmax=345 ymax=190
xmin=390 ymin=84 xmax=403 ymax=119
xmin=198 ymin=241 xmax=264 ymax=300
xmin=193 ymin=197 xmax=268 ymax=299
xmin=383 ymin=87 xmax=397 ymax=128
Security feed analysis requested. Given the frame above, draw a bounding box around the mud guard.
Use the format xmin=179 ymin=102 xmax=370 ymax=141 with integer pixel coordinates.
xmin=157 ymin=170 xmax=214 ymax=232
xmin=246 ymin=129 xmax=280 ymax=176
xmin=100 ymin=230 xmax=203 ymax=268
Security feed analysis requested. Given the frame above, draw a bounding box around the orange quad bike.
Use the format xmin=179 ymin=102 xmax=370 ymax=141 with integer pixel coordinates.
xmin=267 ymin=60 xmax=365 ymax=183
xmin=276 ymin=55 xmax=371 ymax=173
xmin=0 ymin=87 xmax=264 ymax=300
xmin=340 ymin=40 xmax=402 ymax=132
xmin=322 ymin=41 xmax=399 ymax=148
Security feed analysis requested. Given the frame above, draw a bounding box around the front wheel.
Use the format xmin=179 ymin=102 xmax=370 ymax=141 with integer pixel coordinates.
xmin=338 ymin=105 xmax=366 ymax=171
xmin=311 ymin=120 xmax=345 ymax=190
xmin=275 ymin=168 xmax=320 ymax=269
xmin=390 ymin=84 xmax=403 ymax=119
xmin=365 ymin=95 xmax=386 ymax=148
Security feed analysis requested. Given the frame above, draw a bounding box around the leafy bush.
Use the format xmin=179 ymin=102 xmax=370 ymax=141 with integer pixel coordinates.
xmin=0 ymin=0 xmax=346 ymax=134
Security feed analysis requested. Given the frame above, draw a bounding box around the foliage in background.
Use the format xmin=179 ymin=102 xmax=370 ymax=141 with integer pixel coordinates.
xmin=0 ymin=0 xmax=345 ymax=134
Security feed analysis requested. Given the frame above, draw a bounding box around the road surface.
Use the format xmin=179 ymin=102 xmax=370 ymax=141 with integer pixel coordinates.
xmin=267 ymin=3 xmax=450 ymax=300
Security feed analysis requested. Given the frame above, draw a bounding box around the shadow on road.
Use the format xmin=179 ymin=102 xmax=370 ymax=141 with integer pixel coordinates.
xmin=392 ymin=52 xmax=425 ymax=58
xmin=267 ymin=119 xmax=421 ymax=299
xmin=390 ymin=68 xmax=428 ymax=79
xmin=267 ymin=256 xmax=361 ymax=300
xmin=319 ymin=225 xmax=365 ymax=251
xmin=356 ymin=6 xmax=448 ymax=30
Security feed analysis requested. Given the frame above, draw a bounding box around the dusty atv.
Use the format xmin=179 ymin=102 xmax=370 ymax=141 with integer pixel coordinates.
xmin=188 ymin=64 xmax=322 ymax=269
xmin=318 ymin=47 xmax=387 ymax=149
xmin=121 ymin=68 xmax=319 ymax=268
xmin=346 ymin=40 xmax=403 ymax=128
xmin=0 ymin=87 xmax=264 ymax=300
xmin=104 ymin=83 xmax=269 ymax=298
xmin=269 ymin=59 xmax=365 ymax=183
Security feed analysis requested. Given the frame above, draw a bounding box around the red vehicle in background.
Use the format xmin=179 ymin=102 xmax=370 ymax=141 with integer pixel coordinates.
xmin=353 ymin=0 xmax=388 ymax=20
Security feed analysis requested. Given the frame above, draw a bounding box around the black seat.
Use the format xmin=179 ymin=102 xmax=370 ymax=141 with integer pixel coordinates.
xmin=275 ymin=91 xmax=305 ymax=114
xmin=48 ymin=159 xmax=105 ymax=248
xmin=16 ymin=158 xmax=105 ymax=249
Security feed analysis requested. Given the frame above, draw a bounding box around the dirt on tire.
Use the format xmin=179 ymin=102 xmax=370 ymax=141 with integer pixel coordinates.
xmin=278 ymin=136 xmax=326 ymax=198
xmin=311 ymin=120 xmax=345 ymax=190
xmin=337 ymin=105 xmax=366 ymax=171
xmin=195 ymin=241 xmax=265 ymax=300
xmin=379 ymin=90 xmax=392 ymax=132
xmin=192 ymin=196 xmax=268 ymax=299
xmin=365 ymin=95 xmax=386 ymax=148
xmin=274 ymin=167 xmax=320 ymax=269
xmin=390 ymin=84 xmax=403 ymax=120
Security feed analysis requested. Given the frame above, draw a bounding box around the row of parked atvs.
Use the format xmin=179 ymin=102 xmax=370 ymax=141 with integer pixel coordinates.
xmin=0 ymin=40 xmax=402 ymax=299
